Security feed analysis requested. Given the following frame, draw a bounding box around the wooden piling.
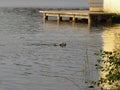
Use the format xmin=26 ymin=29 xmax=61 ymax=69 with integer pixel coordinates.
xmin=88 ymin=15 xmax=92 ymax=27
xmin=72 ymin=15 xmax=76 ymax=22
xmin=57 ymin=14 xmax=62 ymax=22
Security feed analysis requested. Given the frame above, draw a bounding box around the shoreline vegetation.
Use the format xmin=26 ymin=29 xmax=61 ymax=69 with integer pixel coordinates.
xmin=94 ymin=49 xmax=120 ymax=90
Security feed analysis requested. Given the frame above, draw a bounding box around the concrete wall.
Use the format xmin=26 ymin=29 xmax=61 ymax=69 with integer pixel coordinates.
xmin=104 ymin=0 xmax=120 ymax=14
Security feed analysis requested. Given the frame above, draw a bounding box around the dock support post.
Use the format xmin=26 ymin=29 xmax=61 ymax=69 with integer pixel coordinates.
xmin=106 ymin=15 xmax=112 ymax=25
xmin=88 ymin=15 xmax=92 ymax=28
xmin=57 ymin=14 xmax=62 ymax=22
xmin=72 ymin=15 xmax=76 ymax=22
xmin=43 ymin=13 xmax=48 ymax=22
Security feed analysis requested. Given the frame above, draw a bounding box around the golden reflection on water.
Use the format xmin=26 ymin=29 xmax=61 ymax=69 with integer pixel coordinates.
xmin=102 ymin=24 xmax=120 ymax=51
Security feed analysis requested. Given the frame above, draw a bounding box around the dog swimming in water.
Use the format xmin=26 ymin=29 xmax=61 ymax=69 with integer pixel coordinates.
xmin=54 ymin=42 xmax=66 ymax=47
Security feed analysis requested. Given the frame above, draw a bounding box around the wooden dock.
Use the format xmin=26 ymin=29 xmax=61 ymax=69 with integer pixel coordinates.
xmin=39 ymin=10 xmax=115 ymax=26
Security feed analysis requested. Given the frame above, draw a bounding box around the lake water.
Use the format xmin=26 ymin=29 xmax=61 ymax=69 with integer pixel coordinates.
xmin=0 ymin=8 xmax=120 ymax=90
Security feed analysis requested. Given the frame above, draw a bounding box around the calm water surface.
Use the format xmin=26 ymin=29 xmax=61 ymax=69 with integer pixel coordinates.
xmin=0 ymin=8 xmax=120 ymax=90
